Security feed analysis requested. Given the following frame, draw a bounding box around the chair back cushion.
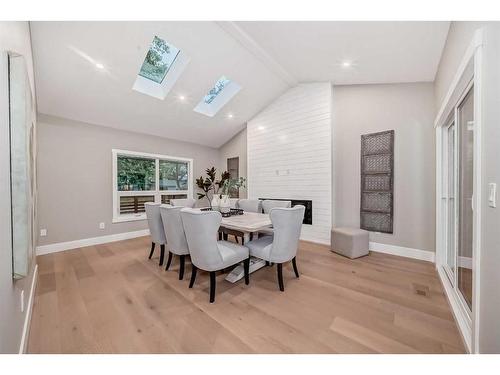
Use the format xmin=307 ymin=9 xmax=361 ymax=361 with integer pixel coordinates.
xmin=160 ymin=205 xmax=190 ymax=255
xmin=171 ymin=198 xmax=196 ymax=208
xmin=237 ymin=199 xmax=261 ymax=213
xmin=269 ymin=205 xmax=305 ymax=263
xmin=145 ymin=202 xmax=166 ymax=245
xmin=180 ymin=209 xmax=224 ymax=270
xmin=262 ymin=200 xmax=292 ymax=214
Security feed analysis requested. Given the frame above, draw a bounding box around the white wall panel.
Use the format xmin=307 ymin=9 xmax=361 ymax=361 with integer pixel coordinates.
xmin=247 ymin=83 xmax=333 ymax=244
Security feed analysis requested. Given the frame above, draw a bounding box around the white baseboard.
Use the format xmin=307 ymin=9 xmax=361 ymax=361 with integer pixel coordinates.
xmin=19 ymin=264 xmax=38 ymax=354
xmin=437 ymin=266 xmax=472 ymax=352
xmin=369 ymin=242 xmax=435 ymax=263
xmin=36 ymin=229 xmax=150 ymax=256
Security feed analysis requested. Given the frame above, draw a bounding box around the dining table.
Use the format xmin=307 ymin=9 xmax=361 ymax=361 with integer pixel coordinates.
xmin=219 ymin=211 xmax=273 ymax=283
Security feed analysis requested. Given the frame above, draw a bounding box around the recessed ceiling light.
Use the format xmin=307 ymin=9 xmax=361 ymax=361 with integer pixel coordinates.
xmin=341 ymin=61 xmax=352 ymax=68
xmin=178 ymin=95 xmax=186 ymax=101
xmin=95 ymin=63 xmax=104 ymax=70
xmin=227 ymin=113 xmax=234 ymax=119
xmin=258 ymin=126 xmax=265 ymax=131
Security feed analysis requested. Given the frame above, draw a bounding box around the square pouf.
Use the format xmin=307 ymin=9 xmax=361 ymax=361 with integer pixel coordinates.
xmin=331 ymin=227 xmax=369 ymax=259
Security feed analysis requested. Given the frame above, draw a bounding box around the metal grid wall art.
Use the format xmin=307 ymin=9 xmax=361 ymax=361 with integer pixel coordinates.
xmin=360 ymin=130 xmax=394 ymax=233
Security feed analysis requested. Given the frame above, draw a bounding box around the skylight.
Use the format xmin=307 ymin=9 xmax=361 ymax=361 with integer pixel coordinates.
xmin=132 ymin=35 xmax=190 ymax=100
xmin=194 ymin=76 xmax=241 ymax=117
xmin=203 ymin=76 xmax=230 ymax=104
xmin=138 ymin=36 xmax=180 ymax=84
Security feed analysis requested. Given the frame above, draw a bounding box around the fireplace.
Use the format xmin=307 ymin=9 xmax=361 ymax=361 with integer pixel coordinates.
xmin=259 ymin=198 xmax=312 ymax=225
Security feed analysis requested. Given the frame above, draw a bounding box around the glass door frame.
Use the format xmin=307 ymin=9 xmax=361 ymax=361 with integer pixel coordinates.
xmin=453 ymin=79 xmax=475 ymax=318
xmin=442 ymin=115 xmax=457 ymax=287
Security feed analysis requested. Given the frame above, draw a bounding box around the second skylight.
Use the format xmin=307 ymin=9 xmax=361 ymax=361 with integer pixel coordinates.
xmin=194 ymin=76 xmax=241 ymax=117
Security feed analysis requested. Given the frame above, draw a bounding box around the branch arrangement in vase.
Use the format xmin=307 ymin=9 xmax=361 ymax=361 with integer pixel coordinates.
xmin=195 ymin=167 xmax=230 ymax=208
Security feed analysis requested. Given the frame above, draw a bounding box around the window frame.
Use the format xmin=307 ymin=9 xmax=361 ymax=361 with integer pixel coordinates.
xmin=112 ymin=149 xmax=193 ymax=223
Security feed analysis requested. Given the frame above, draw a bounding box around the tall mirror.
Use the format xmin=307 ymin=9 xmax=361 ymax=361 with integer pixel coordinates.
xmin=7 ymin=52 xmax=36 ymax=279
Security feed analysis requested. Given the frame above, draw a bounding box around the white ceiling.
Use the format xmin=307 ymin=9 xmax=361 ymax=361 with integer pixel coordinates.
xmin=235 ymin=21 xmax=450 ymax=85
xmin=31 ymin=21 xmax=450 ymax=148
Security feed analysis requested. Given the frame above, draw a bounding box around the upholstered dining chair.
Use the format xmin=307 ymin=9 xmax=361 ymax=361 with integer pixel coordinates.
xmin=144 ymin=202 xmax=167 ymax=266
xmin=261 ymin=199 xmax=292 ymax=214
xmin=259 ymin=200 xmax=292 ymax=237
xmin=159 ymin=204 xmax=191 ymax=280
xmin=246 ymin=205 xmax=305 ymax=291
xmin=236 ymin=199 xmax=261 ymax=213
xmin=180 ymin=209 xmax=250 ymax=303
xmin=170 ymin=198 xmax=196 ymax=208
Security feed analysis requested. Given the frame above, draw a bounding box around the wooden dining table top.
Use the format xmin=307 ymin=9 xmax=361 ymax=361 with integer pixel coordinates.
xmin=220 ymin=211 xmax=272 ymax=233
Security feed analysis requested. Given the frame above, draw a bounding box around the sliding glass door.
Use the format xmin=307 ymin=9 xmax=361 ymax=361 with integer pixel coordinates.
xmin=444 ymin=121 xmax=456 ymax=283
xmin=441 ymin=83 xmax=474 ymax=315
xmin=457 ymin=87 xmax=474 ymax=310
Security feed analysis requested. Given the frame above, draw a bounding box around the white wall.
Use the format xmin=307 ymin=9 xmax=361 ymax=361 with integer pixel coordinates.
xmin=477 ymin=22 xmax=500 ymax=354
xmin=247 ymin=83 xmax=333 ymax=244
xmin=0 ymin=21 xmax=37 ymax=353
xmin=333 ymin=83 xmax=436 ymax=253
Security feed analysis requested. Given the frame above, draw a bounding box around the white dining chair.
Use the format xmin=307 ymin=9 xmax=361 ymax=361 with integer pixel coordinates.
xmin=144 ymin=202 xmax=167 ymax=266
xmin=261 ymin=199 xmax=292 ymax=214
xmin=180 ymin=209 xmax=250 ymax=303
xmin=160 ymin=204 xmax=191 ymax=280
xmin=236 ymin=199 xmax=261 ymax=213
xmin=259 ymin=200 xmax=293 ymax=237
xmin=170 ymin=198 xmax=196 ymax=208
xmin=246 ymin=205 xmax=305 ymax=291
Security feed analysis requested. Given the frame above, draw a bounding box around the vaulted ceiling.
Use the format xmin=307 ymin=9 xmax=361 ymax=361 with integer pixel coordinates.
xmin=30 ymin=21 xmax=450 ymax=148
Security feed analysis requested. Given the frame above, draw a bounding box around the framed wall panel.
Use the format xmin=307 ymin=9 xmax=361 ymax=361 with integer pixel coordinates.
xmin=360 ymin=130 xmax=394 ymax=234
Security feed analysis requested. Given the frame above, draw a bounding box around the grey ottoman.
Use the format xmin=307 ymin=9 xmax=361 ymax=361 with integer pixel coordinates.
xmin=331 ymin=227 xmax=369 ymax=259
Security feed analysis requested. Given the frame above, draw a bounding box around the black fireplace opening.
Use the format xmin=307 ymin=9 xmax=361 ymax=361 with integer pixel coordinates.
xmin=259 ymin=198 xmax=312 ymax=225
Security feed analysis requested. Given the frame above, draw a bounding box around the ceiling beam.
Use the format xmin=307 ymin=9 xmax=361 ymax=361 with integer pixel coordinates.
xmin=216 ymin=21 xmax=298 ymax=87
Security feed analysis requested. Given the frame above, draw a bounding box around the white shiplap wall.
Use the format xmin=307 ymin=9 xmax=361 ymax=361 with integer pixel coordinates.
xmin=247 ymin=83 xmax=333 ymax=244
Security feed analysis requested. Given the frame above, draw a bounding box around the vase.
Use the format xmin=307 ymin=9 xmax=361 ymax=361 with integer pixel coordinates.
xmin=211 ymin=195 xmax=220 ymax=211
xmin=219 ymin=195 xmax=231 ymax=214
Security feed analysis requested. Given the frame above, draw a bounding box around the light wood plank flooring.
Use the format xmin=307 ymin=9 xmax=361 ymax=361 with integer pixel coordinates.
xmin=28 ymin=236 xmax=465 ymax=353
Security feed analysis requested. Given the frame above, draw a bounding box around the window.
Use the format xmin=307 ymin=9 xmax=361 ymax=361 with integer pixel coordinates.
xmin=194 ymin=76 xmax=241 ymax=117
xmin=132 ymin=35 xmax=190 ymax=100
xmin=112 ymin=149 xmax=193 ymax=222
xmin=227 ymin=157 xmax=239 ymax=198
xmin=138 ymin=36 xmax=180 ymax=84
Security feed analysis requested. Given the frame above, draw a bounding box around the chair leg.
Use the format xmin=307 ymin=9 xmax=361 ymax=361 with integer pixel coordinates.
xmin=189 ymin=265 xmax=197 ymax=288
xmin=292 ymin=257 xmax=300 ymax=278
xmin=159 ymin=244 xmax=165 ymax=266
xmin=244 ymin=257 xmax=250 ymax=285
xmin=218 ymin=232 xmax=223 ymax=240
xmin=148 ymin=242 xmax=155 ymax=259
xmin=266 ymin=261 xmax=270 ymax=266
xmin=277 ymin=263 xmax=284 ymax=292
xmin=179 ymin=255 xmax=185 ymax=280
xmin=234 ymin=236 xmax=239 ymax=244
xmin=223 ymin=233 xmax=228 ymax=241
xmin=209 ymin=271 xmax=216 ymax=303
xmin=165 ymin=252 xmax=173 ymax=271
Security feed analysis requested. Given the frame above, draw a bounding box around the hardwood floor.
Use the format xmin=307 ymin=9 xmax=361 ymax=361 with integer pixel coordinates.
xmin=28 ymin=237 xmax=465 ymax=353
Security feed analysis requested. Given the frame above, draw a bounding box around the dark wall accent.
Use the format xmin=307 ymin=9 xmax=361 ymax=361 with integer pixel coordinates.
xmin=259 ymin=198 xmax=312 ymax=225
xmin=360 ymin=130 xmax=394 ymax=233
